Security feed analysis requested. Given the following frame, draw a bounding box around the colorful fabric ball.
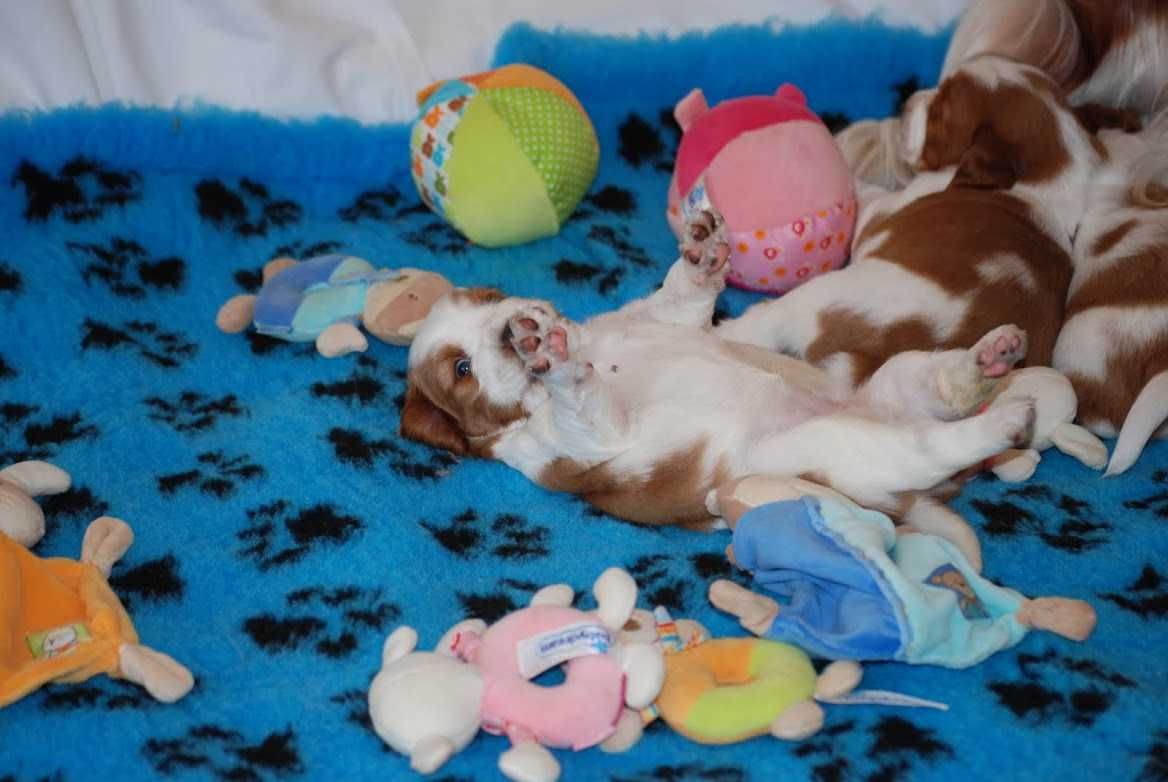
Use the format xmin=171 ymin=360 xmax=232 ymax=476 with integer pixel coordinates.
xmin=410 ymin=64 xmax=599 ymax=248
xmin=666 ymin=84 xmax=857 ymax=295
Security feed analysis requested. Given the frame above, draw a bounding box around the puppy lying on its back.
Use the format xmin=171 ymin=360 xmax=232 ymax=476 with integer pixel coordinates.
xmin=401 ymin=212 xmax=1037 ymax=570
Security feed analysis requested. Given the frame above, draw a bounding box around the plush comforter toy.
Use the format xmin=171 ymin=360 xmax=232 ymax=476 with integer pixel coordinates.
xmin=0 ymin=461 xmax=194 ymax=708
xmin=707 ymin=477 xmax=1097 ymax=668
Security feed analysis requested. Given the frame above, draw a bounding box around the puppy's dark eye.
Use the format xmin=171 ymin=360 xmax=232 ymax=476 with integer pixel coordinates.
xmin=455 ymin=357 xmax=472 ymax=378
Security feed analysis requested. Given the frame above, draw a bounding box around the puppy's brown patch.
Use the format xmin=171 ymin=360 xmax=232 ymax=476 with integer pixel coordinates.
xmin=813 ymin=190 xmax=1071 ymax=385
xmin=1090 ymin=219 xmax=1139 ymax=257
xmin=539 ymin=442 xmax=725 ymax=526
xmin=401 ymin=343 xmax=527 ymax=457
xmin=1067 ymin=335 xmax=1168 ymax=430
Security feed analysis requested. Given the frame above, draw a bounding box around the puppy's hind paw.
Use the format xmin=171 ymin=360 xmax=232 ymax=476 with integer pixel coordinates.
xmin=681 ymin=209 xmax=731 ymax=289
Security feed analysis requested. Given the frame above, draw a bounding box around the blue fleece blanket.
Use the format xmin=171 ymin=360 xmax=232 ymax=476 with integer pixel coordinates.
xmin=1 ymin=20 xmax=1166 ymax=782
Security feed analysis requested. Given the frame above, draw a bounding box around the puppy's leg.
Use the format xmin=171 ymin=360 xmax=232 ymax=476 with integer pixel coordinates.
xmin=856 ymin=324 xmax=1028 ymax=420
xmin=745 ymin=397 xmax=1036 ymax=505
xmin=616 ymin=209 xmax=730 ymax=328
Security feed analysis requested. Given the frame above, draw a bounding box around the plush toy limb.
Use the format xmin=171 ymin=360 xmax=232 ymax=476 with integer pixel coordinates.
xmin=530 ymin=584 xmax=574 ymax=608
xmin=600 ymin=709 xmax=644 ymax=753
xmin=117 ymin=643 xmax=195 ymax=702
xmin=771 ymin=699 xmax=825 ymax=741
xmin=498 ymin=741 xmax=560 ymax=782
xmin=215 ymin=294 xmax=257 ymax=333
xmin=1016 ymin=597 xmax=1097 ymax=642
xmin=1051 ymin=422 xmax=1109 ymax=469
xmin=0 ymin=460 xmax=71 ymax=496
xmin=410 ymin=735 xmax=456 ymax=774
xmin=618 ymin=643 xmax=665 ymax=711
xmin=435 ymin=619 xmax=487 ymax=657
xmin=706 ymin=475 xmax=851 ymax=530
xmin=592 ymin=567 xmax=637 ymax=631
xmin=988 ymin=448 xmax=1041 ymax=482
xmin=80 ymin=516 xmax=134 ymax=577
xmin=315 ymin=322 xmax=368 ymax=358
xmin=815 ymin=661 xmax=863 ymax=699
xmin=0 ymin=486 xmax=46 ymax=547
xmin=262 ymin=256 xmax=297 ymax=282
xmin=707 ymin=580 xmax=780 ymax=637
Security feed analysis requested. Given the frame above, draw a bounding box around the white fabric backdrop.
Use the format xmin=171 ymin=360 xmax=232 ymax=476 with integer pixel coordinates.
xmin=0 ymin=1 xmax=967 ymax=124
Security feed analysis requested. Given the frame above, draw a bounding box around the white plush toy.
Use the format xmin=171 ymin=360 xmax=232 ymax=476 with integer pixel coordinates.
xmin=368 ymin=568 xmax=665 ymax=782
xmin=0 ymin=460 xmax=72 ymax=546
xmin=982 ymin=367 xmax=1109 ymax=482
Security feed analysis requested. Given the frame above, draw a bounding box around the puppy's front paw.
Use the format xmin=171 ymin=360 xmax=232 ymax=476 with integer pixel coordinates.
xmin=681 ymin=209 xmax=731 ymax=289
xmin=508 ymin=306 xmax=569 ymax=376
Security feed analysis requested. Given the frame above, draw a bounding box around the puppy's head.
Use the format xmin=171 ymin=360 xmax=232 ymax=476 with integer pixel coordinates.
xmin=400 ymin=287 xmax=535 ymax=456
xmin=899 ymin=55 xmax=1093 ymax=190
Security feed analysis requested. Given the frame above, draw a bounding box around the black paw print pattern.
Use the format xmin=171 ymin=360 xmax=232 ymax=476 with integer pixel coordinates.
xmin=142 ymin=724 xmax=303 ymax=780
xmin=81 ymin=319 xmax=198 ymax=369
xmin=195 ymin=178 xmax=302 ymax=237
xmin=456 ymin=577 xmax=545 ymax=624
xmin=68 ymin=237 xmax=185 ymax=298
xmin=38 ymin=483 xmax=110 ymax=545
xmin=12 ymin=156 xmax=142 ymax=223
xmin=237 ymin=500 xmax=363 ymax=570
xmin=242 ymin=585 xmax=400 ymax=659
xmin=571 ymin=184 xmax=638 ymax=221
xmin=39 ymin=679 xmax=155 ymax=712
xmin=627 ymin=554 xmax=692 ymax=614
xmin=795 ymin=716 xmax=953 ymax=782
xmin=987 ymin=648 xmax=1137 ymax=727
xmin=1101 ymin=565 xmax=1168 ymax=619
xmin=402 ymin=220 xmax=469 ymax=255
xmin=612 ymin=763 xmax=746 ymax=782
xmin=0 ymin=262 xmax=22 ymax=295
xmin=969 ymin=484 xmax=1112 ymax=553
xmin=617 ymin=109 xmax=681 ymax=173
xmin=1138 ymin=729 xmax=1168 ymax=782
xmin=157 ymin=451 xmax=265 ymax=498
xmin=144 ymin=392 xmax=245 ymax=434
xmin=587 ymin=223 xmax=653 ymax=268
xmin=0 ymin=355 xmax=15 ymax=381
xmin=107 ymin=553 xmax=186 ymax=609
xmin=327 ymin=427 xmax=456 ymax=480
xmin=329 ymin=689 xmax=387 ymax=750
xmin=0 ymin=403 xmax=98 ymax=464
xmin=1124 ymin=470 xmax=1168 ymax=518
xmin=554 ymin=259 xmax=623 ymax=296
xmin=310 ymin=360 xmax=385 ymax=406
xmin=421 ymin=508 xmax=550 ymax=560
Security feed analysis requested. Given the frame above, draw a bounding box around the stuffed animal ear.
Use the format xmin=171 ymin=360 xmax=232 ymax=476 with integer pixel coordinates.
xmin=775 ymin=83 xmax=807 ymax=106
xmin=592 ymin=567 xmax=637 ymax=630
xmin=948 ymin=123 xmax=1022 ymax=191
xmin=382 ymin=627 xmax=419 ymax=667
xmin=400 ymin=386 xmax=468 ymax=455
xmin=674 ymin=88 xmax=709 ymax=132
xmin=0 ymin=460 xmax=70 ymax=497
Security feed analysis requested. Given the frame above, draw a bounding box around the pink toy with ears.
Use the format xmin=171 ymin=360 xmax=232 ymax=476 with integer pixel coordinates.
xmin=666 ymin=84 xmax=857 ymax=295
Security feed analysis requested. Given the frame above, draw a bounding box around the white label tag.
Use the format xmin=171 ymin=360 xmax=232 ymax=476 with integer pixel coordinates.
xmin=817 ymin=689 xmax=949 ymax=711
xmin=515 ymin=621 xmax=611 ymax=679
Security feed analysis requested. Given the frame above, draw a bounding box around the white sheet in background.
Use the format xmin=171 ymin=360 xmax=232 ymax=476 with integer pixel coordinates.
xmin=0 ymin=0 xmax=967 ymax=124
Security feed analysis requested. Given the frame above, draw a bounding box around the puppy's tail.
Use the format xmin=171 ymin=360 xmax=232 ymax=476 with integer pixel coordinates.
xmin=1106 ymin=370 xmax=1168 ymax=476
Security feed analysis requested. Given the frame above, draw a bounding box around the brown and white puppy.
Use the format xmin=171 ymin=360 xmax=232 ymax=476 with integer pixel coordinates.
xmin=1054 ymin=114 xmax=1168 ymax=474
xmin=716 ymin=55 xmax=1101 ymax=384
xmin=401 ymin=213 xmax=1041 ymax=570
xmin=840 ymin=0 xmax=1168 ymax=190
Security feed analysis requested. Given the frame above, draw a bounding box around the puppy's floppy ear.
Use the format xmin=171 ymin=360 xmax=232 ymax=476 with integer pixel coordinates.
xmin=1072 ymin=103 xmax=1142 ymax=134
xmin=948 ymin=123 xmax=1021 ymax=191
xmin=400 ymin=385 xmax=468 ymax=455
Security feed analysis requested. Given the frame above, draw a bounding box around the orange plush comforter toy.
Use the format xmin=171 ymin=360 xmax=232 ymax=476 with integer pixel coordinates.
xmin=0 ymin=461 xmax=194 ymax=708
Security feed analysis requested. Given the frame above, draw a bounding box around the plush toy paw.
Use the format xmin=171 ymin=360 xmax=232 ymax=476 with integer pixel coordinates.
xmin=770 ymin=699 xmax=825 ymax=741
xmin=814 ymin=660 xmax=863 ymax=700
xmin=600 ymin=708 xmax=644 ymax=753
xmin=708 ymin=579 xmax=781 ymax=636
xmin=215 ymin=294 xmax=257 ymax=333
xmin=591 ymin=567 xmax=638 ymax=631
xmin=315 ymin=322 xmax=368 ymax=358
xmin=1053 ymin=422 xmax=1109 ymax=470
xmin=410 ymin=734 xmax=457 ymax=774
xmin=498 ymin=741 xmax=560 ymax=782
xmin=989 ymin=448 xmax=1041 ymax=482
xmin=118 ymin=643 xmax=195 ymax=703
xmin=530 ymin=583 xmax=574 ymax=608
xmin=80 ymin=516 xmax=134 ymax=577
xmin=1017 ymin=597 xmax=1098 ymax=642
xmin=618 ymin=643 xmax=665 ymax=711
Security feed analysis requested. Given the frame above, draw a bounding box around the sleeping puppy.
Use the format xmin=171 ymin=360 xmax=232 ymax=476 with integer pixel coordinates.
xmin=840 ymin=0 xmax=1168 ymax=190
xmin=401 ymin=212 xmax=1039 ymax=570
xmin=715 ymin=55 xmax=1100 ymax=386
xmin=1054 ymin=114 xmax=1168 ymax=475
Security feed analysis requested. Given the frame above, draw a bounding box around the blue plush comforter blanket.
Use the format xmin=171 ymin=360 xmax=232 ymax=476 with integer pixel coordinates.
xmin=1 ymin=21 xmax=1165 ymax=782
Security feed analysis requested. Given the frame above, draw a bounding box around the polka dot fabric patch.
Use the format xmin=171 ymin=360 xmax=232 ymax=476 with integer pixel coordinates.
xmin=484 ymin=86 xmax=599 ymax=223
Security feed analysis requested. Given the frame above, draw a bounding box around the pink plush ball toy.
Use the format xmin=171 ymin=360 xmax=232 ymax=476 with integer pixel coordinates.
xmin=666 ymin=84 xmax=857 ymax=295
